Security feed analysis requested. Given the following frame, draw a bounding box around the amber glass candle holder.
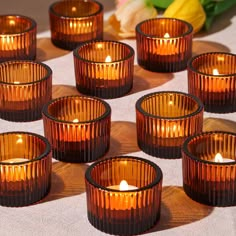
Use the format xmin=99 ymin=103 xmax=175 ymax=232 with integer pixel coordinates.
xmin=136 ymin=18 xmax=193 ymax=72
xmin=136 ymin=91 xmax=204 ymax=159
xmin=0 ymin=60 xmax=52 ymax=122
xmin=85 ymin=156 xmax=163 ymax=235
xmin=182 ymin=131 xmax=236 ymax=206
xmin=49 ymin=0 xmax=103 ymax=50
xmin=0 ymin=132 xmax=51 ymax=207
xmin=188 ymin=52 xmax=236 ymax=113
xmin=42 ymin=95 xmax=111 ymax=163
xmin=0 ymin=15 xmax=36 ymax=62
xmin=73 ymin=40 xmax=134 ymax=99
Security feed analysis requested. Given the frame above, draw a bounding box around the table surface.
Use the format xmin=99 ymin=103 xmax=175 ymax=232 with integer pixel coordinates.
xmin=1 ymin=1 xmax=236 ymax=236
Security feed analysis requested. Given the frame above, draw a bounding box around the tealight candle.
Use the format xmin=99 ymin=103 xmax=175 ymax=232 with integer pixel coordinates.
xmin=182 ymin=131 xmax=236 ymax=206
xmin=73 ymin=40 xmax=134 ymax=98
xmin=107 ymin=180 xmax=138 ymax=191
xmin=49 ymin=0 xmax=103 ymax=50
xmin=210 ymin=153 xmax=235 ymax=163
xmin=0 ymin=60 xmax=52 ymax=122
xmin=136 ymin=91 xmax=204 ymax=158
xmin=136 ymin=18 xmax=193 ymax=72
xmin=188 ymin=52 xmax=236 ymax=113
xmin=0 ymin=132 xmax=51 ymax=207
xmin=0 ymin=15 xmax=36 ymax=62
xmin=42 ymin=95 xmax=111 ymax=163
xmin=85 ymin=156 xmax=163 ymax=235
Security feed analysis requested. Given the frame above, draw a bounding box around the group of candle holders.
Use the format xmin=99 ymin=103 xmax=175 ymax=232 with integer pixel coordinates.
xmin=0 ymin=0 xmax=236 ymax=235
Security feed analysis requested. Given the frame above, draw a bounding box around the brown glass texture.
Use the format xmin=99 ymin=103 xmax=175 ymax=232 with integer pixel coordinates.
xmin=0 ymin=15 xmax=36 ymax=62
xmin=49 ymin=0 xmax=103 ymax=50
xmin=73 ymin=40 xmax=134 ymax=99
xmin=136 ymin=18 xmax=193 ymax=72
xmin=136 ymin=91 xmax=204 ymax=158
xmin=0 ymin=132 xmax=51 ymax=207
xmin=188 ymin=52 xmax=236 ymax=113
xmin=182 ymin=131 xmax=236 ymax=206
xmin=0 ymin=61 xmax=52 ymax=122
xmin=85 ymin=156 xmax=163 ymax=235
xmin=42 ymin=95 xmax=111 ymax=163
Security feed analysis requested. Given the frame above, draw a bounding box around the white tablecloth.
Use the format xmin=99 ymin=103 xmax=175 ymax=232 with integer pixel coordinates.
xmin=0 ymin=1 xmax=236 ymax=235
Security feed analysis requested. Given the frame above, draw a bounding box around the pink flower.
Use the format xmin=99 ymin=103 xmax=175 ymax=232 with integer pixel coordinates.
xmin=116 ymin=0 xmax=129 ymax=8
xmin=109 ymin=0 xmax=157 ymax=38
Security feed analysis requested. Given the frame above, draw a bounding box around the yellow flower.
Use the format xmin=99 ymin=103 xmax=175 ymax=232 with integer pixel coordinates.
xmin=108 ymin=0 xmax=157 ymax=38
xmin=163 ymin=0 xmax=206 ymax=33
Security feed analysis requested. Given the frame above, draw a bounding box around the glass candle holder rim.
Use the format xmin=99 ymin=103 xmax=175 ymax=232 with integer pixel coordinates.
xmin=73 ymin=40 xmax=135 ymax=63
xmin=187 ymin=51 xmax=236 ymax=77
xmin=0 ymin=131 xmax=51 ymax=165
xmin=135 ymin=17 xmax=193 ymax=39
xmin=42 ymin=95 xmax=111 ymax=124
xmin=182 ymin=130 xmax=236 ymax=165
xmin=0 ymin=14 xmax=37 ymax=36
xmin=85 ymin=155 xmax=163 ymax=192
xmin=0 ymin=60 xmax=52 ymax=85
xmin=136 ymin=90 xmax=204 ymax=120
xmin=49 ymin=0 xmax=103 ymax=19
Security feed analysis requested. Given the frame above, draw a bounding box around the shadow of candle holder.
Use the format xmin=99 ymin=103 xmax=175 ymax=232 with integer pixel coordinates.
xmin=36 ymin=38 xmax=70 ymax=62
xmin=41 ymin=162 xmax=88 ymax=203
xmin=147 ymin=186 xmax=213 ymax=232
xmin=192 ymin=40 xmax=230 ymax=57
xmin=130 ymin=65 xmax=174 ymax=95
xmin=104 ymin=121 xmax=140 ymax=157
xmin=52 ymin=84 xmax=80 ymax=99
xmin=203 ymin=117 xmax=236 ymax=133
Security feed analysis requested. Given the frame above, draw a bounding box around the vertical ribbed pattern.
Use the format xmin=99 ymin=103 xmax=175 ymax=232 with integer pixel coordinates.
xmin=182 ymin=131 xmax=236 ymax=206
xmin=85 ymin=156 xmax=163 ymax=235
xmin=0 ymin=132 xmax=51 ymax=207
xmin=73 ymin=40 xmax=134 ymax=99
xmin=0 ymin=15 xmax=36 ymax=62
xmin=188 ymin=52 xmax=236 ymax=113
xmin=136 ymin=91 xmax=204 ymax=159
xmin=42 ymin=96 xmax=111 ymax=163
xmin=0 ymin=61 xmax=52 ymax=122
xmin=136 ymin=18 xmax=193 ymax=72
xmin=49 ymin=0 xmax=103 ymax=50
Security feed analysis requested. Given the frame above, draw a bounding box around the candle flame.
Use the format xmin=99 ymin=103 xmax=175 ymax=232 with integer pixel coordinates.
xmin=16 ymin=135 xmax=23 ymax=144
xmin=9 ymin=20 xmax=15 ymax=26
xmin=105 ymin=55 xmax=112 ymax=63
xmin=71 ymin=6 xmax=77 ymax=12
xmin=119 ymin=180 xmax=129 ymax=191
xmin=72 ymin=118 xmax=79 ymax=123
xmin=213 ymin=68 xmax=220 ymax=75
xmin=214 ymin=153 xmax=223 ymax=162
xmin=164 ymin=33 xmax=170 ymax=38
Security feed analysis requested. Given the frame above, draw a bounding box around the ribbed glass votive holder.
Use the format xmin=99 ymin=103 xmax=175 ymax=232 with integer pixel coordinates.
xmin=0 ymin=132 xmax=51 ymax=207
xmin=73 ymin=40 xmax=134 ymax=99
xmin=42 ymin=95 xmax=111 ymax=163
xmin=136 ymin=18 xmax=193 ymax=72
xmin=136 ymin=91 xmax=204 ymax=158
xmin=188 ymin=52 xmax=236 ymax=113
xmin=182 ymin=131 xmax=236 ymax=206
xmin=85 ymin=156 xmax=163 ymax=235
xmin=0 ymin=15 xmax=36 ymax=62
xmin=0 ymin=60 xmax=52 ymax=122
xmin=49 ymin=0 xmax=103 ymax=50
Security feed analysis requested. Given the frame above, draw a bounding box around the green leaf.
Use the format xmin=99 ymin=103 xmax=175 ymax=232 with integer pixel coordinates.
xmin=203 ymin=0 xmax=236 ymax=30
xmin=151 ymin=0 xmax=174 ymax=9
xmin=213 ymin=0 xmax=236 ymax=15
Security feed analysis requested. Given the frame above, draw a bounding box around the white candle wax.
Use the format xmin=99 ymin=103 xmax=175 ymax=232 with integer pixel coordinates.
xmin=210 ymin=153 xmax=235 ymax=163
